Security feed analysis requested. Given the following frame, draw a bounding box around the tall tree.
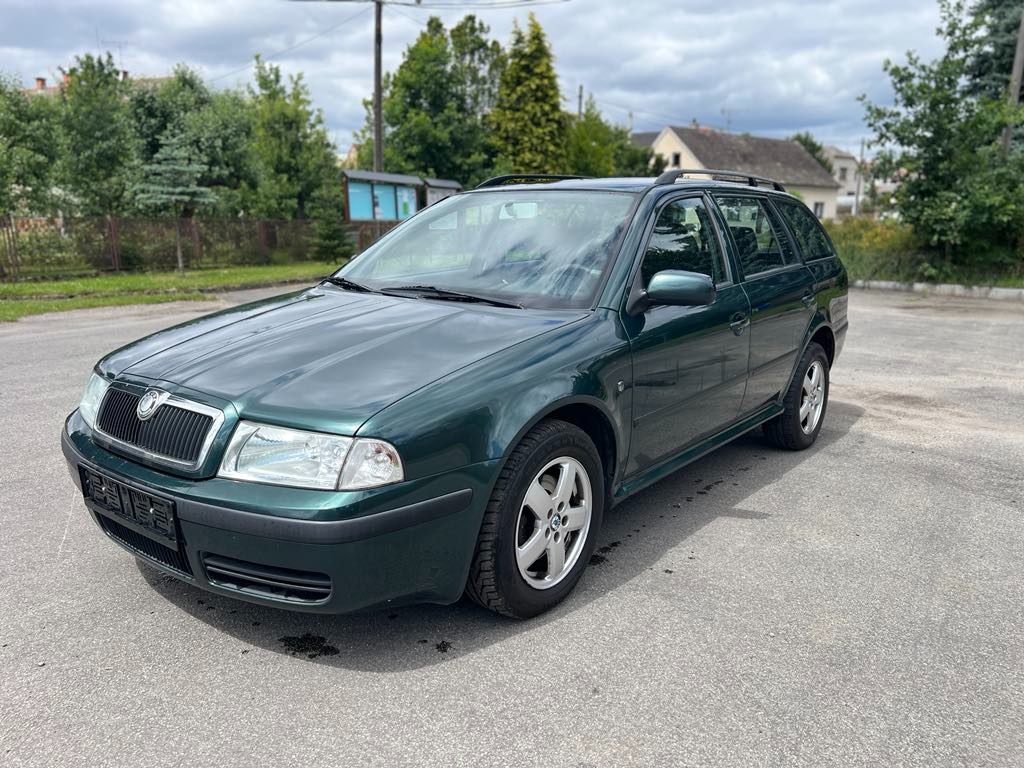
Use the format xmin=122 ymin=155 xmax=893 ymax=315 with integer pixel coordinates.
xmin=564 ymin=96 xmax=665 ymax=177
xmin=134 ymin=131 xmax=216 ymax=270
xmin=966 ymin=0 xmax=1024 ymax=99
xmin=488 ymin=15 xmax=566 ymax=174
xmin=131 ymin=65 xmax=212 ymax=165
xmin=244 ymin=57 xmax=336 ymax=219
xmin=863 ymin=0 xmax=1024 ymax=267
xmin=355 ymin=15 xmax=503 ymax=185
xmin=790 ymin=131 xmax=833 ymax=173
xmin=130 ymin=66 xmax=256 ymax=216
xmin=0 ymin=73 xmax=60 ymax=216
xmin=450 ymin=15 xmax=506 ymax=120
xmin=179 ymin=89 xmax=257 ymax=215
xmin=60 ymin=53 xmax=138 ymax=216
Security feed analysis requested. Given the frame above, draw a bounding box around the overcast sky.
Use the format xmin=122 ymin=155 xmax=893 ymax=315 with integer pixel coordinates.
xmin=2 ymin=0 xmax=946 ymax=155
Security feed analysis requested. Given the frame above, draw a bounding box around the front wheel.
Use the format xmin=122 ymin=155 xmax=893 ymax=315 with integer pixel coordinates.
xmin=763 ymin=342 xmax=830 ymax=450
xmin=466 ymin=419 xmax=604 ymax=618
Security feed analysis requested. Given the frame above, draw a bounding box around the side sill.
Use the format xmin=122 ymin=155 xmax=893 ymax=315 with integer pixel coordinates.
xmin=613 ymin=403 xmax=783 ymax=502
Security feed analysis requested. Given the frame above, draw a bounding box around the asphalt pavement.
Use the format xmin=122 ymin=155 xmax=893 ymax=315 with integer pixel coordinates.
xmin=1 ymin=288 xmax=1022 ymax=767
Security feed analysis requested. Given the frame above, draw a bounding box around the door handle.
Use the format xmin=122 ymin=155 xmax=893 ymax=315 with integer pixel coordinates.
xmin=801 ymin=292 xmax=816 ymax=309
xmin=729 ymin=313 xmax=749 ymax=336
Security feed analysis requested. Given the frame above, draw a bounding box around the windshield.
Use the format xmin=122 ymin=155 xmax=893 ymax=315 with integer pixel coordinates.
xmin=337 ymin=190 xmax=636 ymax=309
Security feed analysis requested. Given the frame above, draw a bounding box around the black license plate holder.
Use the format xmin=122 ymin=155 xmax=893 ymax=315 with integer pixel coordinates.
xmin=80 ymin=466 xmax=179 ymax=545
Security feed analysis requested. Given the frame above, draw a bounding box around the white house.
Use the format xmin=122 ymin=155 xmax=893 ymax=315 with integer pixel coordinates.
xmin=634 ymin=126 xmax=840 ymax=219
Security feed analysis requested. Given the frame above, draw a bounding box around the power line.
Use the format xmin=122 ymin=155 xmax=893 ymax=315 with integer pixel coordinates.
xmin=209 ymin=4 xmax=372 ymax=83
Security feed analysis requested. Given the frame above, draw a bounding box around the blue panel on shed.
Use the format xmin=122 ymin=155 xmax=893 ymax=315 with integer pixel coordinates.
xmin=348 ymin=182 xmax=374 ymax=220
xmin=396 ymin=186 xmax=418 ymax=220
xmin=375 ymin=184 xmax=397 ymax=220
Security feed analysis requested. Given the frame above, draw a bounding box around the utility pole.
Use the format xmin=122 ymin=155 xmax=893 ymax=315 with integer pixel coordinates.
xmin=373 ymin=0 xmax=384 ymax=172
xmin=577 ymin=84 xmax=583 ymax=119
xmin=1002 ymin=6 xmax=1024 ymax=153
xmin=853 ymin=137 xmax=865 ymax=217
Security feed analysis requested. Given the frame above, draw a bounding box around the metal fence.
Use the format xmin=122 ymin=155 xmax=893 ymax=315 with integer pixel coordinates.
xmin=0 ymin=216 xmax=398 ymax=282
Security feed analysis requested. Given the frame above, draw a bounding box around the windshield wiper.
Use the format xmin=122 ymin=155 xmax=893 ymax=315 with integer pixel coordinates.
xmin=320 ymin=275 xmax=376 ymax=293
xmin=381 ymin=284 xmax=522 ymax=309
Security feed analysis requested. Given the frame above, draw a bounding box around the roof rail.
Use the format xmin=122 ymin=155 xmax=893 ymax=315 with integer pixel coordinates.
xmin=475 ymin=174 xmax=590 ymax=189
xmin=654 ymin=168 xmax=786 ymax=192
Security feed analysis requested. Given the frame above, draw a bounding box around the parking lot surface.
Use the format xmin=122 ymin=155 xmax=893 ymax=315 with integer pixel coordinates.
xmin=1 ymin=288 xmax=1022 ymax=767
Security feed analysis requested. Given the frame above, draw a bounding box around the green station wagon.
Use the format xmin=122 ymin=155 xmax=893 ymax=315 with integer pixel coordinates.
xmin=62 ymin=169 xmax=848 ymax=618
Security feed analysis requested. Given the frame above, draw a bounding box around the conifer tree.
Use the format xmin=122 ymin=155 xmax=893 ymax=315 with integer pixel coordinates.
xmin=135 ymin=132 xmax=216 ymax=270
xmin=488 ymin=14 xmax=566 ymax=174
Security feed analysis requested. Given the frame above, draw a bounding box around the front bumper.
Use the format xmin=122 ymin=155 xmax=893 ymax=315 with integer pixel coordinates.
xmin=62 ymin=413 xmax=498 ymax=614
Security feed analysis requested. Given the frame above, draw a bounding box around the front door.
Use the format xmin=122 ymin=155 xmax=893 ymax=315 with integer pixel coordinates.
xmin=712 ymin=194 xmax=814 ymax=415
xmin=624 ymin=195 xmax=751 ymax=475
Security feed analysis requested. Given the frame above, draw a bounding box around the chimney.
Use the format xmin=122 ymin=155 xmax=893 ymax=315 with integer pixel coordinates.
xmin=35 ymin=77 xmax=46 ymax=90
xmin=62 ymin=72 xmax=70 ymax=85
xmin=121 ymin=70 xmax=129 ymax=82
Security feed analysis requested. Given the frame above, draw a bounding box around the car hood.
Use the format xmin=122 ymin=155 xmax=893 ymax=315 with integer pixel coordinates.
xmin=99 ymin=286 xmax=585 ymax=434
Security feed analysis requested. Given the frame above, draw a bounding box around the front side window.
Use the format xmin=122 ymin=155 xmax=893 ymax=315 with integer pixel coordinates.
xmin=339 ymin=190 xmax=636 ymax=309
xmin=776 ymin=199 xmax=836 ymax=261
xmin=714 ymin=195 xmax=797 ymax=277
xmin=640 ymin=197 xmax=726 ymax=286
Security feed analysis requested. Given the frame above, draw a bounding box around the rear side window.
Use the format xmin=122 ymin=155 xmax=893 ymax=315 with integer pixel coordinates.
xmin=776 ymin=200 xmax=837 ymax=261
xmin=641 ymin=197 xmax=726 ymax=286
xmin=714 ymin=195 xmax=798 ymax=277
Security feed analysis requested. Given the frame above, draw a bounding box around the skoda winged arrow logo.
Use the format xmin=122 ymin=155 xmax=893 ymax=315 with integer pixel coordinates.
xmin=136 ymin=389 xmax=169 ymax=422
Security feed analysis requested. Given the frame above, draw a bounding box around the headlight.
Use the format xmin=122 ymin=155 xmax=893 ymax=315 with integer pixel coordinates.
xmin=79 ymin=373 xmax=110 ymax=429
xmin=218 ymin=421 xmax=404 ymax=491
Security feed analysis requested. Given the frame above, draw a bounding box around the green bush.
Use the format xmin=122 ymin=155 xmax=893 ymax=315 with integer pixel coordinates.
xmin=826 ymin=217 xmax=1024 ymax=286
xmin=825 ymin=218 xmax=925 ymax=282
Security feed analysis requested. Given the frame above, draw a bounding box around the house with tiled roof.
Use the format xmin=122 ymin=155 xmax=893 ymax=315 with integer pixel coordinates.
xmin=633 ymin=125 xmax=840 ymax=219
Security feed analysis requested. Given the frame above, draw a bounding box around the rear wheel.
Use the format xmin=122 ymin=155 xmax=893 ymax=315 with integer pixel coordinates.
xmin=466 ymin=419 xmax=604 ymax=618
xmin=763 ymin=342 xmax=830 ymax=450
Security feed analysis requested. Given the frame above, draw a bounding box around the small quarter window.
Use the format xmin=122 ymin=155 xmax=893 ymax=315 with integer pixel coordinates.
xmin=777 ymin=200 xmax=837 ymax=261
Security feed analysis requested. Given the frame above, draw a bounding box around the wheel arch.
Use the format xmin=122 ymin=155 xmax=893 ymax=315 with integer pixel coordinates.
xmin=807 ymin=321 xmax=836 ymax=367
xmin=502 ymin=396 xmax=621 ymax=497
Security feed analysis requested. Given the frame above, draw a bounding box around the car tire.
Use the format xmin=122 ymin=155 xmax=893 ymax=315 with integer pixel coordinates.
xmin=763 ymin=341 xmax=830 ymax=451
xmin=466 ymin=419 xmax=604 ymax=618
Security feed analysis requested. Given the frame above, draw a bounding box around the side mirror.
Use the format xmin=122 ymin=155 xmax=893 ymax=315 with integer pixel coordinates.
xmin=628 ymin=270 xmax=716 ymax=314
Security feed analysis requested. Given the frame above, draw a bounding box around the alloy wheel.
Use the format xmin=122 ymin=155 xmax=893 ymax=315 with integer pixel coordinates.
xmin=514 ymin=456 xmax=593 ymax=590
xmin=799 ymin=360 xmax=826 ymax=434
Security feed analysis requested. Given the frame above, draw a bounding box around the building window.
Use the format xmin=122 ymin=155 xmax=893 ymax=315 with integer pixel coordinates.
xmin=671 ymin=152 xmax=681 ymax=168
xmin=838 ymin=167 xmax=848 ymax=182
xmin=812 ymin=202 xmax=825 ymax=218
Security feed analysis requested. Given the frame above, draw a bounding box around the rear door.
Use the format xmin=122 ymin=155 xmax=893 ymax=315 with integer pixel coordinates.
xmin=712 ymin=194 xmax=814 ymax=416
xmin=623 ymin=193 xmax=750 ymax=474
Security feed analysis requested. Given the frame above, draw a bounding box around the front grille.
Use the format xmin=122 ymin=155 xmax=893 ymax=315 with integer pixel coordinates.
xmin=202 ymin=553 xmax=332 ymax=603
xmin=97 ymin=514 xmax=193 ymax=575
xmin=96 ymin=388 xmax=214 ymax=465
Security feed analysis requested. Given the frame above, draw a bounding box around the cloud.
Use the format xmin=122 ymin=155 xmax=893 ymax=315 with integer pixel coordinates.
xmin=1 ymin=0 xmax=946 ymax=153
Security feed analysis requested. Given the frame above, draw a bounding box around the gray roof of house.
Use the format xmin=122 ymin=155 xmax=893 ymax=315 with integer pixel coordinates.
xmin=668 ymin=127 xmax=839 ymax=188
xmin=343 ymin=170 xmax=423 ymax=186
xmin=630 ymin=131 xmax=659 ymax=149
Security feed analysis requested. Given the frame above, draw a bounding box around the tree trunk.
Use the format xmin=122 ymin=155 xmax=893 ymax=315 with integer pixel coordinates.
xmin=107 ymin=215 xmax=122 ymax=271
xmin=0 ymin=214 xmax=12 ymax=281
xmin=190 ymin=218 xmax=202 ymax=268
xmin=174 ymin=219 xmax=184 ymax=272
